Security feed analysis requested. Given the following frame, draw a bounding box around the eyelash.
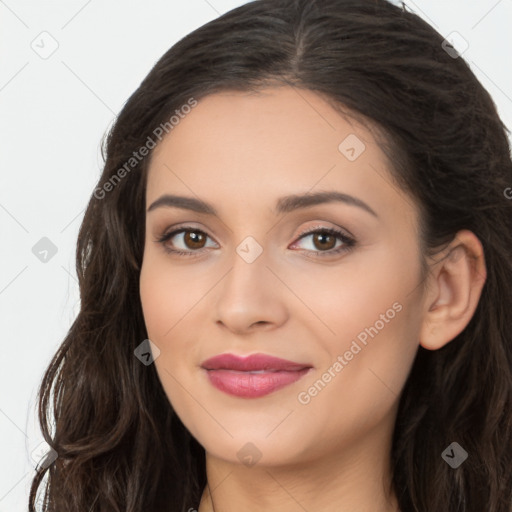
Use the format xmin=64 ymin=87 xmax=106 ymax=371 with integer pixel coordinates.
xmin=155 ymin=224 xmax=356 ymax=259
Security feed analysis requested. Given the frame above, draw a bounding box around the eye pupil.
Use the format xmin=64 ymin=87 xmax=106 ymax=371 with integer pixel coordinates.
xmin=314 ymin=233 xmax=336 ymax=250
xmin=185 ymin=231 xmax=206 ymax=249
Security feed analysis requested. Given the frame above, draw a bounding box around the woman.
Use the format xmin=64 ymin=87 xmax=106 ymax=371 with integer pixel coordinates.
xmin=29 ymin=0 xmax=512 ymax=510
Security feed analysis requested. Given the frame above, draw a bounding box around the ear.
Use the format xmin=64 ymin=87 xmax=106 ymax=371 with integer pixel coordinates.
xmin=419 ymin=229 xmax=487 ymax=351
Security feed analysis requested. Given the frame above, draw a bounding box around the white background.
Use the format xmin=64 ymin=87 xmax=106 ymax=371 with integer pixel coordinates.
xmin=1 ymin=1 xmax=511 ymax=510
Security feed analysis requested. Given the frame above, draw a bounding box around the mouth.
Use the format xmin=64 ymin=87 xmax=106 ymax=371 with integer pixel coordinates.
xmin=200 ymin=353 xmax=313 ymax=398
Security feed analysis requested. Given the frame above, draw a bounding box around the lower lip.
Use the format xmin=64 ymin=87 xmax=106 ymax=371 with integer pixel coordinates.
xmin=204 ymin=368 xmax=311 ymax=398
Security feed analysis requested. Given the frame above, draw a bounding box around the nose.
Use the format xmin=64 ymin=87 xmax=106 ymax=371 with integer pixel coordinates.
xmin=214 ymin=244 xmax=288 ymax=335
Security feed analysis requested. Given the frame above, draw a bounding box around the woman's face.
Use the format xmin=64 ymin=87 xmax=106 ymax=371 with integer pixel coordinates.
xmin=140 ymin=86 xmax=427 ymax=468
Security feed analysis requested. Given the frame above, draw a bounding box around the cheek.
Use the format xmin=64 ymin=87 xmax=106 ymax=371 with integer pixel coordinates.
xmin=139 ymin=261 xmax=170 ymax=341
xmin=139 ymin=251 xmax=211 ymax=395
xmin=139 ymin=250 xmax=207 ymax=340
xmin=292 ymin=302 xmax=421 ymax=459
xmin=287 ymin=237 xmax=421 ymax=350
xmin=295 ymin=244 xmax=423 ymax=419
xmin=139 ymin=258 xmax=199 ymax=422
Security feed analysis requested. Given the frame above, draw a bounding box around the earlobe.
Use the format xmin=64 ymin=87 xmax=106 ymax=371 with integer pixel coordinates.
xmin=419 ymin=230 xmax=487 ymax=351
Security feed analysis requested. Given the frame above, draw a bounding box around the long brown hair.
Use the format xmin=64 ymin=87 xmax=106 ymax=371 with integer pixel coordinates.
xmin=29 ymin=0 xmax=512 ymax=510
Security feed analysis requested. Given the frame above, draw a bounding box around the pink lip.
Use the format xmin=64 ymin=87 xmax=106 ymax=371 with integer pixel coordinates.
xmin=201 ymin=353 xmax=312 ymax=398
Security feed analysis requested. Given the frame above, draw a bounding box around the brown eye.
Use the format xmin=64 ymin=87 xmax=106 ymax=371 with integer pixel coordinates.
xmin=311 ymin=232 xmax=336 ymax=251
xmin=291 ymin=227 xmax=356 ymax=258
xmin=156 ymin=227 xmax=219 ymax=256
xmin=183 ymin=230 xmax=207 ymax=249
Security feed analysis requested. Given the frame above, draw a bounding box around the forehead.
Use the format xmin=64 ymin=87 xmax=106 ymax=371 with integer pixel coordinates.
xmin=149 ymin=86 xmax=372 ymax=174
xmin=145 ymin=86 xmax=414 ymax=223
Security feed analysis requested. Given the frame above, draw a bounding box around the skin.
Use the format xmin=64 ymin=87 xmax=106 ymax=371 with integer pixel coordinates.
xmin=139 ymin=85 xmax=487 ymax=512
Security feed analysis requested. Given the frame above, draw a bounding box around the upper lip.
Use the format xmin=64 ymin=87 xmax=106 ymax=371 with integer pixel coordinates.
xmin=201 ymin=353 xmax=312 ymax=372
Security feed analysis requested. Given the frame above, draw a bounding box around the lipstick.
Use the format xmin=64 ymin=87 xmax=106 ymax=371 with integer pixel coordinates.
xmin=201 ymin=353 xmax=312 ymax=398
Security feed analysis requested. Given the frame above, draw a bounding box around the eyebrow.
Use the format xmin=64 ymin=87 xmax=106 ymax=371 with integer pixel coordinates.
xmin=146 ymin=190 xmax=378 ymax=218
